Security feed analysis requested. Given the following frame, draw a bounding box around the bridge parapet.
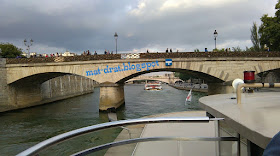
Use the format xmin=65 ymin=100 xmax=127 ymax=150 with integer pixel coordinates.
xmin=5 ymin=52 xmax=280 ymax=64
xmin=6 ymin=54 xmax=121 ymax=64
xmin=0 ymin=58 xmax=6 ymax=67
xmin=139 ymin=51 xmax=280 ymax=59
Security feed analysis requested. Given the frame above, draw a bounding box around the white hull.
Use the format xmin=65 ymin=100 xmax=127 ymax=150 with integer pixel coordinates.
xmin=144 ymin=82 xmax=162 ymax=90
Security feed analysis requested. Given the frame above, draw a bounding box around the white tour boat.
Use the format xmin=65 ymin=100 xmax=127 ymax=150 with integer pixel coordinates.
xmin=144 ymin=81 xmax=162 ymax=90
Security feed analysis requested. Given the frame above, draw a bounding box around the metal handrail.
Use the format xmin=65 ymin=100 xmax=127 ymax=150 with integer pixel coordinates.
xmin=237 ymin=83 xmax=280 ymax=104
xmin=71 ymin=136 xmax=238 ymax=156
xmin=120 ymin=126 xmax=132 ymax=139
xmin=16 ymin=117 xmax=223 ymax=156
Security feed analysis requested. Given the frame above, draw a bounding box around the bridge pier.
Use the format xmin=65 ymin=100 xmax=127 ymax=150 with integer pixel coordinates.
xmin=99 ymin=83 xmax=125 ymax=111
xmin=207 ymin=82 xmax=233 ymax=95
xmin=0 ymin=59 xmax=12 ymax=112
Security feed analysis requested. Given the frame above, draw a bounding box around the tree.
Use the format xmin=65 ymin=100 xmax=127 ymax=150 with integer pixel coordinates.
xmin=216 ymin=48 xmax=225 ymax=52
xmin=174 ymin=72 xmax=180 ymax=78
xmin=174 ymin=72 xmax=199 ymax=81
xmin=231 ymin=46 xmax=243 ymax=52
xmin=250 ymin=22 xmax=261 ymax=51
xmin=0 ymin=43 xmax=23 ymax=58
xmin=259 ymin=0 xmax=280 ymax=51
xmin=194 ymin=48 xmax=200 ymax=52
xmin=245 ymin=46 xmax=255 ymax=52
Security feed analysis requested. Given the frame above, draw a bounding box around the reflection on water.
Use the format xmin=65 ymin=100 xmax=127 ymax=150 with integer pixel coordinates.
xmin=0 ymin=84 xmax=206 ymax=155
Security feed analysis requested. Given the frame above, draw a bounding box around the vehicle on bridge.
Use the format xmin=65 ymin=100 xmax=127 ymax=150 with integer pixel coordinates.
xmin=144 ymin=81 xmax=162 ymax=90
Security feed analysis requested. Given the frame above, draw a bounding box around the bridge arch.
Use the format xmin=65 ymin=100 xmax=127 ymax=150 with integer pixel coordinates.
xmin=11 ymin=72 xmax=69 ymax=86
xmin=125 ymin=73 xmax=181 ymax=84
xmin=116 ymin=68 xmax=224 ymax=84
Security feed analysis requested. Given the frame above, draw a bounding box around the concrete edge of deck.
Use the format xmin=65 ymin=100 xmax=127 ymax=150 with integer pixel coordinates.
xmin=199 ymin=92 xmax=280 ymax=149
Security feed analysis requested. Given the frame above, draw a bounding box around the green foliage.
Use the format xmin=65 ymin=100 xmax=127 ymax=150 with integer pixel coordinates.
xmin=250 ymin=22 xmax=261 ymax=51
xmin=245 ymin=46 xmax=255 ymax=52
xmin=259 ymin=1 xmax=280 ymax=51
xmin=216 ymin=48 xmax=225 ymax=52
xmin=174 ymin=72 xmax=199 ymax=81
xmin=175 ymin=72 xmax=190 ymax=81
xmin=0 ymin=43 xmax=23 ymax=58
xmin=194 ymin=48 xmax=200 ymax=52
xmin=174 ymin=72 xmax=180 ymax=77
xmin=257 ymin=71 xmax=269 ymax=83
xmin=213 ymin=47 xmax=246 ymax=52
xmin=231 ymin=46 xmax=243 ymax=52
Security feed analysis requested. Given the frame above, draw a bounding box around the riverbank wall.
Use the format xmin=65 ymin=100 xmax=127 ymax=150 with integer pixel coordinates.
xmin=41 ymin=75 xmax=95 ymax=103
xmin=0 ymin=74 xmax=95 ymax=113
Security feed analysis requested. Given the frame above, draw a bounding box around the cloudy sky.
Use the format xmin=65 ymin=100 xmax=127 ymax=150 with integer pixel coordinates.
xmin=0 ymin=0 xmax=277 ymax=54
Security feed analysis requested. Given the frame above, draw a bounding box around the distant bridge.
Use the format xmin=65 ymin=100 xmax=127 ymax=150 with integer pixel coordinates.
xmin=1 ymin=52 xmax=280 ymax=112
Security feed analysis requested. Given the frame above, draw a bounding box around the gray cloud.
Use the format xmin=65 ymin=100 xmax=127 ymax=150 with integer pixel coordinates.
xmin=0 ymin=0 xmax=278 ymax=54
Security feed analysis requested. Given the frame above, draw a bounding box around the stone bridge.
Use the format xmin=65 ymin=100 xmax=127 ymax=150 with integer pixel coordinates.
xmin=1 ymin=52 xmax=280 ymax=112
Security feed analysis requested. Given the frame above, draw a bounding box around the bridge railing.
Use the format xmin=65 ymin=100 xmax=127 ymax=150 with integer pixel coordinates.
xmin=5 ymin=54 xmax=121 ymax=64
xmin=139 ymin=51 xmax=280 ymax=58
xmin=5 ymin=52 xmax=280 ymax=64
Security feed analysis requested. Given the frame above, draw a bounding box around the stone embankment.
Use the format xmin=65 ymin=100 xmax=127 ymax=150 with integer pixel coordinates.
xmin=0 ymin=75 xmax=96 ymax=112
xmin=41 ymin=75 xmax=96 ymax=102
xmin=169 ymin=83 xmax=208 ymax=93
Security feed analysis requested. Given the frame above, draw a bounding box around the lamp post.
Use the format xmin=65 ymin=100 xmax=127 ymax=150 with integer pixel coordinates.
xmin=214 ymin=30 xmax=218 ymax=50
xmin=24 ymin=39 xmax=33 ymax=58
xmin=114 ymin=32 xmax=118 ymax=54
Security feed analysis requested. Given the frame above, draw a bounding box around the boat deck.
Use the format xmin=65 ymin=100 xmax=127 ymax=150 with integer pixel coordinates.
xmin=199 ymin=92 xmax=280 ymax=149
xmin=105 ymin=111 xmax=217 ymax=156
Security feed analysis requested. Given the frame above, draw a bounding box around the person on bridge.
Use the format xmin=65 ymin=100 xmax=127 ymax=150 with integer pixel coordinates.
xmin=205 ymin=48 xmax=208 ymax=52
xmin=166 ymin=48 xmax=169 ymax=53
xmin=87 ymin=50 xmax=91 ymax=55
xmin=170 ymin=48 xmax=172 ymax=53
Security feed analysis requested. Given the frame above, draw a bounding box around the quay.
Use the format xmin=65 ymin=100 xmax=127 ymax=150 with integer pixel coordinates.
xmin=169 ymin=83 xmax=208 ymax=93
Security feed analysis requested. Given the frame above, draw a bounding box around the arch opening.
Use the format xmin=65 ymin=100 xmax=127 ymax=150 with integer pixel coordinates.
xmin=117 ymin=68 xmax=224 ymax=84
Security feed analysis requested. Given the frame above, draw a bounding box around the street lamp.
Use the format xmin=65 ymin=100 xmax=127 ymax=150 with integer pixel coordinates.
xmin=114 ymin=32 xmax=118 ymax=54
xmin=24 ymin=39 xmax=33 ymax=58
xmin=214 ymin=30 xmax=218 ymax=50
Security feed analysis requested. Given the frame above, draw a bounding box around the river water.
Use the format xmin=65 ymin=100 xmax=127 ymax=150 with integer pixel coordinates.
xmin=0 ymin=84 xmax=207 ymax=156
